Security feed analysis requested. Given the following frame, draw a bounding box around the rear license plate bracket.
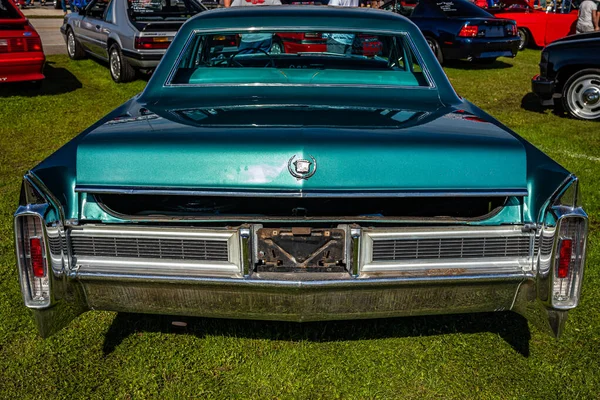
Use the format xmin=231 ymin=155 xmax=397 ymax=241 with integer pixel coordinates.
xmin=255 ymin=227 xmax=347 ymax=272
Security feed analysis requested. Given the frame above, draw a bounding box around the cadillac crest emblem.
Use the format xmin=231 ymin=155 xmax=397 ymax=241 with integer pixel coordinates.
xmin=288 ymin=155 xmax=317 ymax=180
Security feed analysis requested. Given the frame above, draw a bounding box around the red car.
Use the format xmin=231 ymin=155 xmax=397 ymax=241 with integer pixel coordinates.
xmin=0 ymin=0 xmax=45 ymax=86
xmin=270 ymin=33 xmax=383 ymax=57
xmin=489 ymin=0 xmax=577 ymax=50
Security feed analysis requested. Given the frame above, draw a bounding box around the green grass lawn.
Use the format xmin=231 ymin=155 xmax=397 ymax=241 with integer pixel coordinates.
xmin=0 ymin=52 xmax=598 ymax=399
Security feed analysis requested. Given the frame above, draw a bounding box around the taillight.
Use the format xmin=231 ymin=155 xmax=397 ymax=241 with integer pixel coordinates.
xmin=26 ymin=37 xmax=43 ymax=52
xmin=557 ymin=239 xmax=572 ymax=279
xmin=458 ymin=25 xmax=478 ymax=38
xmin=135 ymin=36 xmax=171 ymax=50
xmin=506 ymin=24 xmax=517 ymax=36
xmin=0 ymin=37 xmax=42 ymax=53
xmin=15 ymin=214 xmax=50 ymax=308
xmin=30 ymin=237 xmax=46 ymax=278
xmin=551 ymin=216 xmax=587 ymax=308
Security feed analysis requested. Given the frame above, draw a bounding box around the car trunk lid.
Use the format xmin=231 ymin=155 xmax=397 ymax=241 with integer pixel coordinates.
xmin=75 ymin=105 xmax=527 ymax=195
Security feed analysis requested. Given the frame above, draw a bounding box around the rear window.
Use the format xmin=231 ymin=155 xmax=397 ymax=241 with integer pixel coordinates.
xmin=415 ymin=0 xmax=493 ymax=17
xmin=0 ymin=0 xmax=21 ymax=19
xmin=170 ymin=30 xmax=430 ymax=87
xmin=128 ymin=0 xmax=205 ymax=21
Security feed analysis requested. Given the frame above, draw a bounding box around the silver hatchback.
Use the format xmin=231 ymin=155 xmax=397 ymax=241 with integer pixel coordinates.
xmin=60 ymin=0 xmax=207 ymax=82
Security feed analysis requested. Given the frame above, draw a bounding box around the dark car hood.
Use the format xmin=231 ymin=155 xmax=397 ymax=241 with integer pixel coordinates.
xmin=546 ymin=31 xmax=600 ymax=48
xmin=75 ymin=105 xmax=527 ymax=194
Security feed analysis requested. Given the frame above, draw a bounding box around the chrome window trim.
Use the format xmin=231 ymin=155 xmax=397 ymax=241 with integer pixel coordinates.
xmin=165 ymin=28 xmax=436 ymax=89
xmin=76 ymin=185 xmax=528 ymax=198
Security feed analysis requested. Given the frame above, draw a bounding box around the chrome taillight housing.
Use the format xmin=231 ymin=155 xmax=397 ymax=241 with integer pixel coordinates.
xmin=550 ymin=215 xmax=587 ymax=308
xmin=15 ymin=212 xmax=50 ymax=308
xmin=539 ymin=177 xmax=588 ymax=310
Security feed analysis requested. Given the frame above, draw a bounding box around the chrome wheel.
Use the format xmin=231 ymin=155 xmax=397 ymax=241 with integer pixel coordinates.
xmin=426 ymin=38 xmax=435 ymax=53
xmin=269 ymin=41 xmax=283 ymax=55
xmin=110 ymin=48 xmax=121 ymax=81
xmin=565 ymin=74 xmax=600 ymax=120
xmin=67 ymin=31 xmax=76 ymax=58
xmin=517 ymin=28 xmax=528 ymax=51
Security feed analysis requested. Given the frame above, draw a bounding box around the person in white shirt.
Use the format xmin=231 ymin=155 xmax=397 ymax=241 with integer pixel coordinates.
xmin=576 ymin=0 xmax=599 ymax=33
xmin=326 ymin=0 xmax=359 ymax=54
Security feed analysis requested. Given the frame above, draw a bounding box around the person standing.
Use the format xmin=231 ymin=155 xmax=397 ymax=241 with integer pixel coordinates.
xmin=576 ymin=0 xmax=599 ymax=33
xmin=230 ymin=0 xmax=282 ymax=53
xmin=326 ymin=0 xmax=359 ymax=54
xmin=596 ymin=0 xmax=600 ymax=31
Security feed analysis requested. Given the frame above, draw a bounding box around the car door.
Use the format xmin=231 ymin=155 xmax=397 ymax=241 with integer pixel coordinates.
xmin=77 ymin=0 xmax=110 ymax=58
xmin=544 ymin=0 xmax=577 ymax=45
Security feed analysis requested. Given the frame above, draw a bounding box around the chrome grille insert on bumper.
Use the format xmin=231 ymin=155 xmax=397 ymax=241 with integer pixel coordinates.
xmin=66 ymin=226 xmax=242 ymax=276
xmin=70 ymin=236 xmax=229 ymax=261
xmin=372 ymin=236 xmax=532 ymax=261
xmin=361 ymin=226 xmax=537 ymax=273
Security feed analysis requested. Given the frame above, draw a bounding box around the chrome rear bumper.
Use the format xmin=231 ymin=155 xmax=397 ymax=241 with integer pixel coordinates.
xmin=14 ymin=175 xmax=588 ymax=339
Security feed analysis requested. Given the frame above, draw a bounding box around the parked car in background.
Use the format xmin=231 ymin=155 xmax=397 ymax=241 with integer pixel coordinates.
xmin=61 ymin=0 xmax=207 ymax=83
xmin=489 ymin=0 xmax=577 ymax=50
xmin=532 ymin=31 xmax=600 ymax=121
xmin=0 ymin=0 xmax=44 ymax=87
xmin=383 ymin=0 xmax=520 ymax=64
xmin=15 ymin=7 xmax=588 ymax=340
xmin=270 ymin=32 xmax=383 ymax=56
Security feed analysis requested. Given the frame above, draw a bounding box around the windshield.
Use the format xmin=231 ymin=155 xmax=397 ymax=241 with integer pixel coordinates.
xmin=128 ymin=0 xmax=205 ymax=21
xmin=170 ymin=30 xmax=430 ymax=87
xmin=0 ymin=0 xmax=21 ymax=19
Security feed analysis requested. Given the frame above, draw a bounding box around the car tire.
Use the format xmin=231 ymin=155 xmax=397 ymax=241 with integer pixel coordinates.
xmin=517 ymin=28 xmax=529 ymax=51
xmin=53 ymin=0 xmax=61 ymax=9
xmin=108 ymin=44 xmax=136 ymax=83
xmin=425 ymin=37 xmax=443 ymax=65
xmin=269 ymin=38 xmax=284 ymax=55
xmin=561 ymin=68 xmax=600 ymax=121
xmin=66 ymin=29 xmax=85 ymax=60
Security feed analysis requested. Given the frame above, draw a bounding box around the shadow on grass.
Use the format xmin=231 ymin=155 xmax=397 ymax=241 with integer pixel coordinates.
xmin=520 ymin=92 xmax=546 ymax=114
xmin=521 ymin=92 xmax=568 ymax=118
xmin=103 ymin=311 xmax=531 ymax=357
xmin=444 ymin=59 xmax=513 ymax=70
xmin=0 ymin=62 xmax=82 ymax=97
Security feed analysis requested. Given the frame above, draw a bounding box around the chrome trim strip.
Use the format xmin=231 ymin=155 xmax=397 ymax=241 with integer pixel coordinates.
xmin=74 ymin=270 xmax=530 ymax=285
xmin=25 ymin=172 xmax=65 ymax=223
xmin=76 ymin=185 xmax=528 ymax=198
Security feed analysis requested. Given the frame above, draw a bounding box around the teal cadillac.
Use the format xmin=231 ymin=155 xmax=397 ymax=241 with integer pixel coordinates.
xmin=15 ymin=7 xmax=588 ymax=338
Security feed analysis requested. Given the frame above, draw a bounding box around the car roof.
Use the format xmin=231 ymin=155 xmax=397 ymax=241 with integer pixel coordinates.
xmin=181 ymin=6 xmax=420 ymax=35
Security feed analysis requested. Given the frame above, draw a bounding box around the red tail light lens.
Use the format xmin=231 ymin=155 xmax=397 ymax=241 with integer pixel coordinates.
xmin=30 ymin=237 xmax=46 ymax=278
xmin=557 ymin=239 xmax=572 ymax=279
xmin=135 ymin=37 xmax=171 ymax=50
xmin=458 ymin=25 xmax=478 ymax=38
xmin=15 ymin=213 xmax=50 ymax=307
xmin=0 ymin=37 xmax=42 ymax=53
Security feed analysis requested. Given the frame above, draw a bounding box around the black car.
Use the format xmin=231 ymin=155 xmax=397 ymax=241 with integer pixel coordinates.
xmin=383 ymin=0 xmax=520 ymax=64
xmin=532 ymin=32 xmax=600 ymax=121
